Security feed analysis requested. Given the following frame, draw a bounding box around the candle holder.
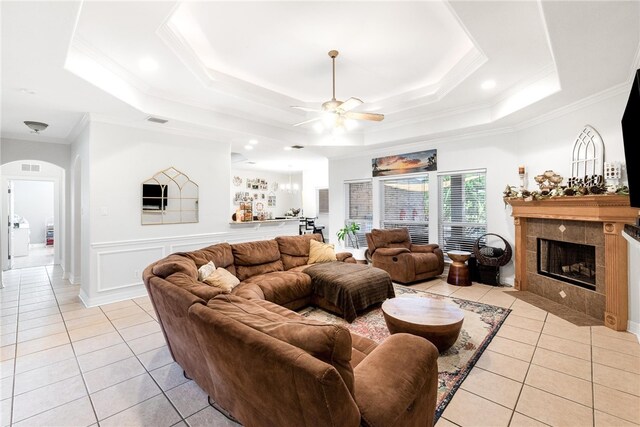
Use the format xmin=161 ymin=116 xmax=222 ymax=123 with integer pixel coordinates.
xmin=518 ymin=166 xmax=526 ymax=190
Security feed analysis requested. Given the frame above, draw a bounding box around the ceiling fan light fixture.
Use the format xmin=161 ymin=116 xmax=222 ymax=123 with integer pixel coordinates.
xmin=23 ymin=121 xmax=48 ymax=133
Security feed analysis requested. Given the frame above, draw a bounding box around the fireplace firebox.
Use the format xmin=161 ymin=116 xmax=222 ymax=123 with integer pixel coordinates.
xmin=537 ymin=238 xmax=596 ymax=291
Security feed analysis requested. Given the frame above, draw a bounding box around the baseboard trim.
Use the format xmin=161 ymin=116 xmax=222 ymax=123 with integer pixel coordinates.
xmin=627 ymin=320 xmax=640 ymax=343
xmin=79 ymin=285 xmax=149 ymax=308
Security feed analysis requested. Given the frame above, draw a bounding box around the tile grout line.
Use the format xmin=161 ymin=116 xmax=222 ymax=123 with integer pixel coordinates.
xmin=505 ymin=297 xmax=544 ymax=427
xmin=6 ymin=268 xmax=24 ymax=427
xmin=89 ymin=298 xmax=188 ymax=424
xmin=15 ymin=265 xmax=103 ymax=427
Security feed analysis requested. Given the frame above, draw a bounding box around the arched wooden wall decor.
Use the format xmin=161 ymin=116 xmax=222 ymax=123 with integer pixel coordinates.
xmin=141 ymin=167 xmax=199 ymax=225
xmin=571 ymin=125 xmax=605 ymax=179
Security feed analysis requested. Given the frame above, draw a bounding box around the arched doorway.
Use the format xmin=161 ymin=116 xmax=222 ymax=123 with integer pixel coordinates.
xmin=1 ymin=160 xmax=66 ymax=272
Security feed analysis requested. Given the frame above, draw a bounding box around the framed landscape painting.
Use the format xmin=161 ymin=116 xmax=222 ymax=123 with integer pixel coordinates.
xmin=372 ymin=149 xmax=437 ymax=177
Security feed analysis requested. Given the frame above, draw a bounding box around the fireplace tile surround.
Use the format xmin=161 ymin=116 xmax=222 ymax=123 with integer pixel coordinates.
xmin=506 ymin=195 xmax=639 ymax=331
xmin=526 ymin=218 xmax=604 ymax=319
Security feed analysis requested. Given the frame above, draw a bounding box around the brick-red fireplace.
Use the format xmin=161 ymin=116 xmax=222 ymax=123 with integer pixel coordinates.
xmin=506 ymin=195 xmax=638 ymax=331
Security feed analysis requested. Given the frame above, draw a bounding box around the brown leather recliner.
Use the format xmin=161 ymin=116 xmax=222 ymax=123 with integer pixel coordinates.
xmin=366 ymin=228 xmax=444 ymax=284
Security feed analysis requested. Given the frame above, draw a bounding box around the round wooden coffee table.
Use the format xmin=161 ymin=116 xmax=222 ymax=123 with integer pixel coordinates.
xmin=381 ymin=297 xmax=464 ymax=352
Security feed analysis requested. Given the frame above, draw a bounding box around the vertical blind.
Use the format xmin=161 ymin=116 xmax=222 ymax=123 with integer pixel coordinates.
xmin=345 ymin=181 xmax=372 ymax=247
xmin=380 ymin=176 xmax=429 ymax=244
xmin=438 ymin=171 xmax=487 ymax=253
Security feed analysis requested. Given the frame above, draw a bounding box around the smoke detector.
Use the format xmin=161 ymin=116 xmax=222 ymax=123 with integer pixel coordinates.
xmin=23 ymin=121 xmax=48 ymax=134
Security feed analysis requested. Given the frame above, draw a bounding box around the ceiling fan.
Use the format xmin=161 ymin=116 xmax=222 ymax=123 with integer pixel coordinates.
xmin=292 ymin=50 xmax=384 ymax=129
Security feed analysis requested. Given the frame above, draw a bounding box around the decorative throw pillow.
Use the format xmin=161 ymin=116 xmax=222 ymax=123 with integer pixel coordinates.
xmin=307 ymin=239 xmax=337 ymax=264
xmin=203 ymin=268 xmax=241 ymax=293
xmin=197 ymin=261 xmax=216 ymax=281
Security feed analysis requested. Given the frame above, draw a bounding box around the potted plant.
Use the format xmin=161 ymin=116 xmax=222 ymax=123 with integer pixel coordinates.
xmin=336 ymin=222 xmax=367 ymax=261
xmin=336 ymin=222 xmax=360 ymax=249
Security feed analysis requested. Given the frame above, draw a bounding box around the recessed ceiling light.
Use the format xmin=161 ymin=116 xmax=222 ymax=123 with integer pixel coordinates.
xmin=481 ymin=80 xmax=496 ymax=90
xmin=283 ymin=146 xmax=292 ymax=151
xmin=19 ymin=88 xmax=37 ymax=95
xmin=249 ymin=139 xmax=258 ymax=145
xmin=244 ymin=145 xmax=254 ymax=150
xmin=138 ymin=57 xmax=159 ymax=73
xmin=313 ymin=122 xmax=324 ymax=133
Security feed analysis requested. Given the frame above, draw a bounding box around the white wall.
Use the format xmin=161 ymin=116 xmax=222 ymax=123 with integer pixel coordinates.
xmin=623 ymin=231 xmax=640 ymax=339
xmin=80 ymin=120 xmax=308 ymax=306
xmin=230 ymin=168 xmax=302 ymax=220
xmin=301 ymin=158 xmax=330 ymax=238
xmin=13 ymin=180 xmax=54 ymax=244
xmin=329 ymin=88 xmax=631 ymax=286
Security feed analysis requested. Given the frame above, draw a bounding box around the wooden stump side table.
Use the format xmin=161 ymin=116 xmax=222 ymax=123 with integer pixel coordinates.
xmin=447 ymin=250 xmax=472 ymax=286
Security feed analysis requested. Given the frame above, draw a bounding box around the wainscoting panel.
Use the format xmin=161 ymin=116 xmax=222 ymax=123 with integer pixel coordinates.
xmin=86 ymin=222 xmax=300 ymax=307
xmin=96 ymin=246 xmax=165 ymax=292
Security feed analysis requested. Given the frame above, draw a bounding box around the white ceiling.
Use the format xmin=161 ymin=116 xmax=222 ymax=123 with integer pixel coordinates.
xmin=1 ymin=1 xmax=639 ymax=170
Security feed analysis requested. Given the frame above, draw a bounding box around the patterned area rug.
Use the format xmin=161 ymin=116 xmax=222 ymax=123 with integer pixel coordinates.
xmin=300 ymin=284 xmax=511 ymax=422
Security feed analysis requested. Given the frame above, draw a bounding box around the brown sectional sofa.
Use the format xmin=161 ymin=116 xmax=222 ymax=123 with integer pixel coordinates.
xmin=143 ymin=233 xmax=439 ymax=427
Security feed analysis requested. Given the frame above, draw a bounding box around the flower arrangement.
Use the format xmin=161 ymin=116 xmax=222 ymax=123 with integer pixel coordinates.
xmin=503 ymin=183 xmax=629 ymax=202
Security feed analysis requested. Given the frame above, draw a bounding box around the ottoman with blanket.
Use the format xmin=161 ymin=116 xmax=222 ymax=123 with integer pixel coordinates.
xmin=305 ymin=261 xmax=395 ymax=322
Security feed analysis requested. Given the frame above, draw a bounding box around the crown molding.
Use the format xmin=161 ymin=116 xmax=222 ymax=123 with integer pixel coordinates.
xmin=331 ymin=124 xmax=515 ymax=161
xmin=66 ymin=113 xmax=90 ymax=142
xmin=514 ymin=81 xmax=630 ymax=131
xmin=87 ymin=113 xmax=229 ymax=144
xmin=0 ymin=132 xmax=72 ymax=145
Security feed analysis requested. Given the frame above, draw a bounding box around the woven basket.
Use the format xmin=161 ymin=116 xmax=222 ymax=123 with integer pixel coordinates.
xmin=473 ymin=233 xmax=512 ymax=267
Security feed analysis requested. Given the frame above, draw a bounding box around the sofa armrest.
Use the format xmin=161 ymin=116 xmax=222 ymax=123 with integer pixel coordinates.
xmin=354 ymin=333 xmax=439 ymax=427
xmin=336 ymin=251 xmax=353 ymax=262
xmin=375 ymin=247 xmax=411 ymax=257
xmin=410 ymin=244 xmax=439 ymax=253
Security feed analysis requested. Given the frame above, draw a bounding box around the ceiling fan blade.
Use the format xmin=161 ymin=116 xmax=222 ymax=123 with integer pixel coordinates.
xmin=293 ymin=117 xmax=322 ymax=127
xmin=338 ymin=97 xmax=363 ymax=112
xmin=291 ymin=106 xmax=322 ymax=112
xmin=344 ymin=111 xmax=385 ymax=122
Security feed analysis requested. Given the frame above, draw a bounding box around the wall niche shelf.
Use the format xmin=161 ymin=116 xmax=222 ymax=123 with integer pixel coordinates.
xmin=141 ymin=167 xmax=199 ymax=225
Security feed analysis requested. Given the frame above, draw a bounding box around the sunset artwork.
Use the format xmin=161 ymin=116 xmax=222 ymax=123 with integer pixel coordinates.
xmin=371 ymin=149 xmax=437 ymax=177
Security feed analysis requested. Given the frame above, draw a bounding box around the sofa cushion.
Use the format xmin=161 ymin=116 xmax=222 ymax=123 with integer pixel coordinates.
xmin=371 ymin=228 xmax=411 ymax=250
xmin=208 ymin=295 xmax=355 ymax=395
xmin=413 ymin=253 xmax=441 ymax=274
xmin=307 ymin=240 xmax=337 ymax=264
xmin=232 ymin=240 xmax=284 ymax=281
xmin=161 ymin=272 xmax=226 ymax=301
xmin=275 ymin=234 xmax=322 ymax=270
xmin=240 ymin=271 xmax=312 ymax=306
xmin=152 ymin=254 xmax=198 ymax=279
xmin=203 ymin=267 xmax=241 ymax=293
xmin=183 ymin=243 xmax=236 ymax=274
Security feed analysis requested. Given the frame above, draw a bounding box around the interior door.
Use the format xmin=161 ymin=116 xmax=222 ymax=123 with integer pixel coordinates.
xmin=7 ymin=181 xmax=14 ymax=270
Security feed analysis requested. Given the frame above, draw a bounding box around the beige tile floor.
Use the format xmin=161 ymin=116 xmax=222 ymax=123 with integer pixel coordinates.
xmin=10 ymin=245 xmax=54 ymax=270
xmin=1 ymin=266 xmax=639 ymax=427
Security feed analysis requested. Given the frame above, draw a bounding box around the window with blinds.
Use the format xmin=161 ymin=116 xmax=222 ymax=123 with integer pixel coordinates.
xmin=345 ymin=181 xmax=372 ymax=247
xmin=380 ymin=176 xmax=429 ymax=244
xmin=318 ymin=188 xmax=329 ymax=214
xmin=438 ymin=171 xmax=487 ymax=253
